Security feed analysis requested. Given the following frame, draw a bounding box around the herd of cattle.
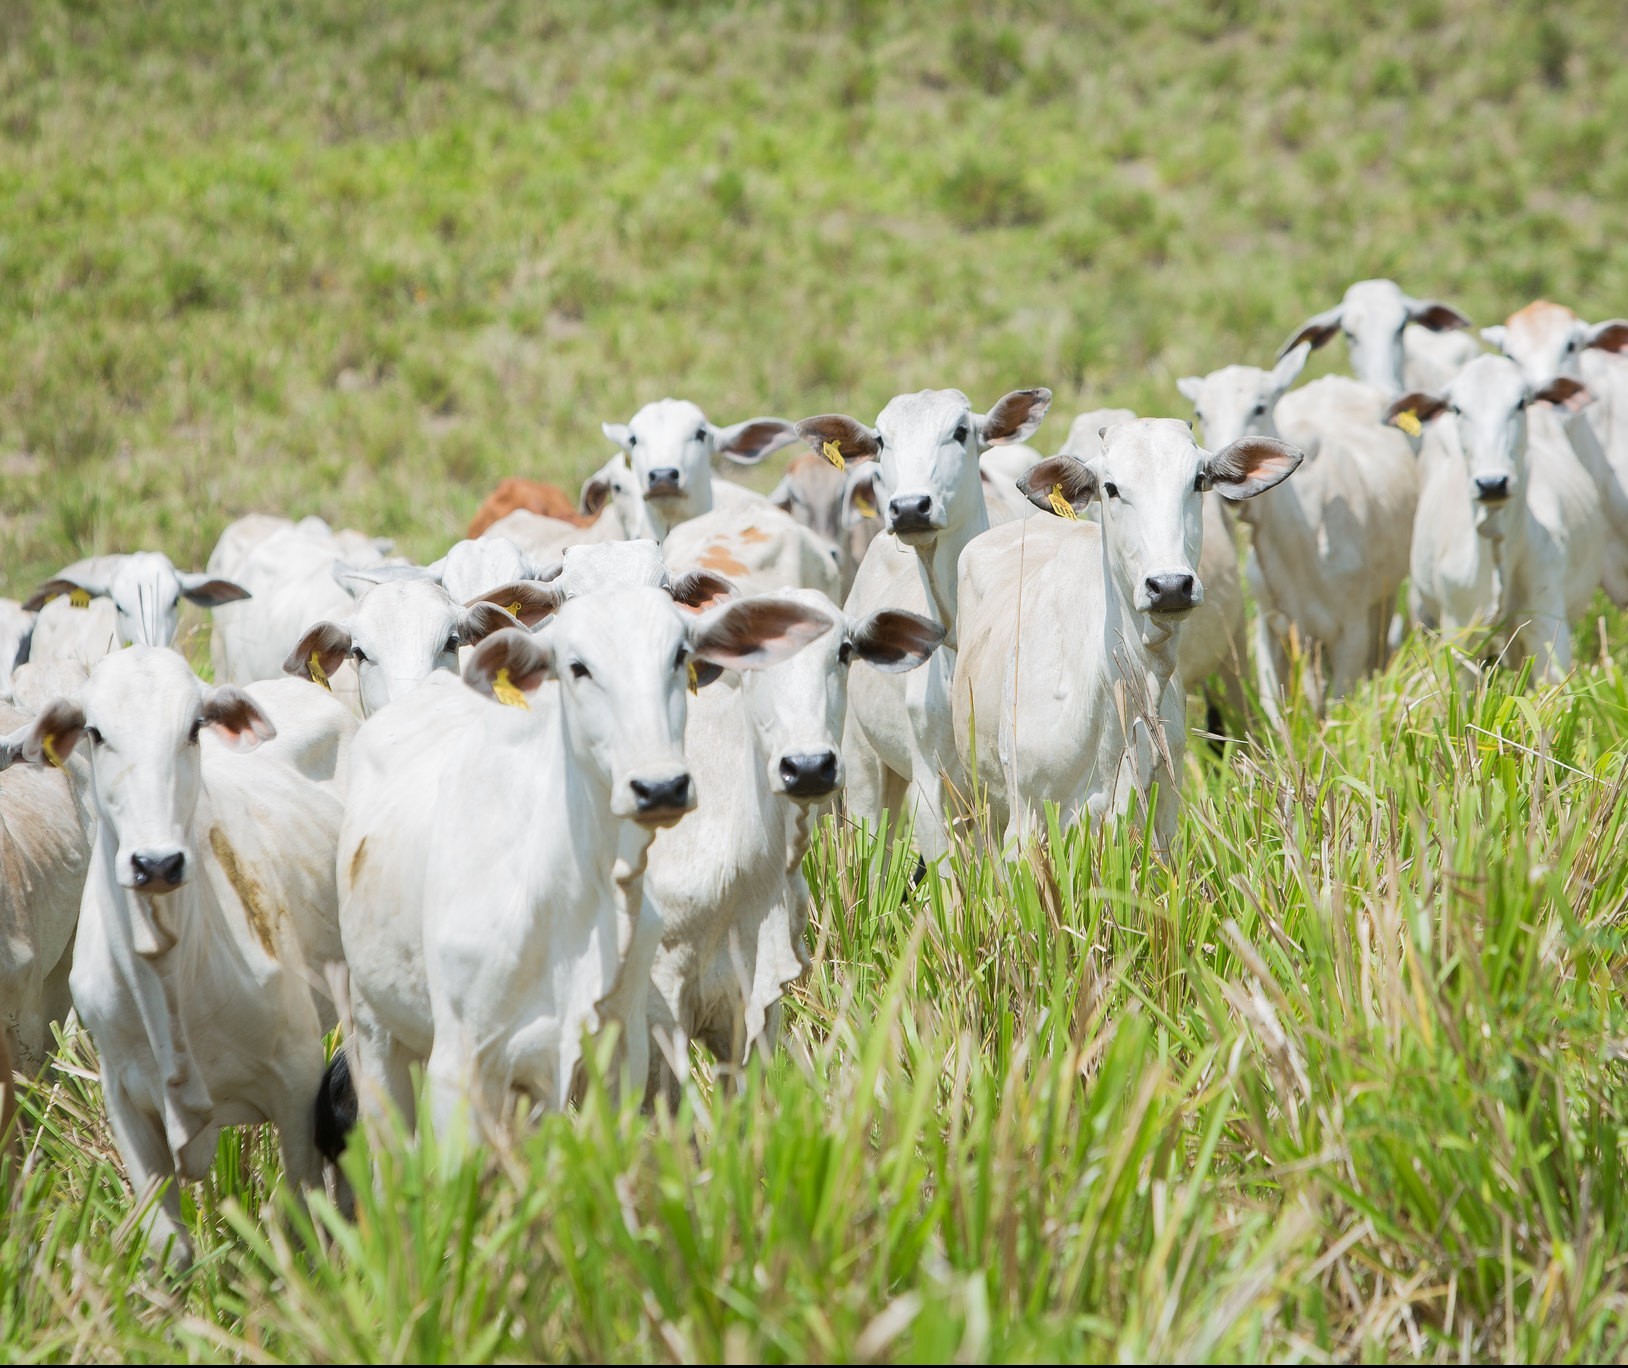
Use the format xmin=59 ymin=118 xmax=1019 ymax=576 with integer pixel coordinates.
xmin=1 ymin=277 xmax=1625 ymax=1266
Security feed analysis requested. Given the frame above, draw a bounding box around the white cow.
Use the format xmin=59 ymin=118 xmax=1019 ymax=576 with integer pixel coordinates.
xmin=1387 ymin=357 xmax=1603 ymax=681
xmin=334 ymin=590 xmax=833 ymax=1147
xmin=210 ymin=516 xmax=395 ymax=696
xmin=1279 ymin=277 xmax=1473 ymax=397
xmin=425 ymin=536 xmax=546 ymax=606
xmin=795 ymin=386 xmax=1052 ymax=861
xmin=26 ymin=552 xmax=249 ymax=668
xmin=0 ymin=700 xmax=93 ymax=1076
xmin=643 ymin=589 xmax=942 ymax=1100
xmin=953 ymin=420 xmax=1301 ymax=848
xmin=661 ymin=501 xmax=843 ymax=600
xmin=766 ymin=451 xmax=883 ymax=598
xmin=282 ymin=569 xmax=521 ymax=717
xmin=1178 ymin=345 xmax=1419 ymax=714
xmin=10 ymin=648 xmax=350 ymax=1267
xmin=1482 ymin=300 xmax=1628 ymax=603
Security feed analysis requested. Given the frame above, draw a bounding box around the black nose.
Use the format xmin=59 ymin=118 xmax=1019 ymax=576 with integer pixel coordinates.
xmin=888 ymin=494 xmax=934 ymax=532
xmin=131 ymin=850 xmax=185 ymax=888
xmin=647 ymin=467 xmax=682 ymax=495
xmin=778 ymin=750 xmax=839 ymax=798
xmin=632 ymin=774 xmax=692 ymax=813
xmin=1475 ymin=475 xmax=1511 ymax=502
xmin=1144 ymin=573 xmax=1197 ymax=613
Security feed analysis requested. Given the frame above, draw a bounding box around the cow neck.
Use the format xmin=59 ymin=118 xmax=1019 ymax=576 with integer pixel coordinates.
xmin=644 ymin=477 xmax=714 ymax=544
xmin=1097 ymin=523 xmax=1183 ymax=676
xmin=909 ymin=488 xmax=989 ymax=652
xmin=88 ymin=821 xmax=218 ymax=1164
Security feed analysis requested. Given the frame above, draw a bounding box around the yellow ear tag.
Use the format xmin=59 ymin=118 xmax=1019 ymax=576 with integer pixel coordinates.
xmin=1048 ymin=484 xmax=1079 ymax=521
xmin=853 ymin=487 xmax=877 ymax=518
xmin=492 ymin=667 xmax=529 ymax=710
xmin=68 ymin=588 xmax=91 ymax=609
xmin=42 ymin=733 xmax=63 ymax=768
xmin=307 ymin=651 xmax=331 ymax=691
xmin=507 ymin=600 xmax=524 ymax=618
xmin=686 ymin=660 xmax=699 ymax=694
xmin=822 ymin=439 xmax=846 ymax=471
xmin=1395 ymin=410 xmax=1423 ymax=438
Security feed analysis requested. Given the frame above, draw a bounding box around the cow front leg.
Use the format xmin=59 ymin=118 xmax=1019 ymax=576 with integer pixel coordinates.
xmin=105 ymin=1082 xmax=192 ymax=1272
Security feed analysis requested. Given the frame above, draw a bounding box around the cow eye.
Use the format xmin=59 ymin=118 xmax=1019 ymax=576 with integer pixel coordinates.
xmin=1104 ymin=482 xmax=1121 ymax=499
xmin=695 ymin=426 xmax=708 ymax=442
xmin=351 ymin=645 xmax=369 ymax=663
xmin=1566 ymin=338 xmax=1579 ymax=352
xmin=838 ymin=640 xmax=855 ymax=665
xmin=443 ymin=635 xmax=459 ymax=653
xmin=952 ymin=423 xmax=969 ymax=444
xmin=85 ymin=726 xmax=104 ymax=746
xmin=569 ymin=660 xmax=591 ymax=680
xmin=1193 ymin=473 xmax=1207 ymax=492
xmin=1251 ymin=402 xmax=1266 ymax=416
xmin=627 ymin=433 xmax=638 ymax=446
xmin=187 ymin=718 xmax=203 ymax=744
xmin=673 ymin=645 xmax=688 ymax=672
xmin=874 ymin=433 xmax=884 ymax=451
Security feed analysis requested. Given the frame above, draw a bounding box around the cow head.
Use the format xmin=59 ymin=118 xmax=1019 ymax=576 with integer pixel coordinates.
xmin=26 ymin=551 xmax=249 ymax=649
xmin=1279 ymin=278 xmax=1471 ymax=397
xmin=1481 ymin=299 xmax=1628 ymax=393
xmin=1177 ymin=345 xmax=1310 ymax=451
xmin=1020 ymin=417 xmax=1301 ymax=617
xmin=600 ymin=398 xmax=796 ymax=519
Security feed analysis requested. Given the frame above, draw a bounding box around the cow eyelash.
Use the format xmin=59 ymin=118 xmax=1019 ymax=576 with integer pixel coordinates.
xmin=569 ymin=660 xmax=591 ymax=680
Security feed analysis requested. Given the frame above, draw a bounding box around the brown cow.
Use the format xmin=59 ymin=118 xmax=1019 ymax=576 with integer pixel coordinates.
xmin=468 ymin=478 xmax=596 ymax=539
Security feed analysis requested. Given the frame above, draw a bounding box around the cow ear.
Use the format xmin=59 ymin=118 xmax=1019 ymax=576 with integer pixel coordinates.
xmin=177 ymin=572 xmax=252 ymax=607
xmin=1272 ymin=341 xmax=1311 ymax=392
xmin=1279 ymin=304 xmax=1343 ymax=357
xmin=199 ymin=686 xmax=276 ymax=752
xmin=1532 ymin=376 xmax=1593 ymax=409
xmin=581 ymin=459 xmax=625 ymax=518
xmin=464 ymin=628 xmax=554 ymax=703
xmin=794 ymin=415 xmax=881 ymax=465
xmin=601 ymin=421 xmax=633 ymax=451
xmin=977 ymin=388 xmax=1052 ymax=446
xmin=23 ymin=578 xmax=102 ymax=613
xmin=332 ymin=561 xmax=429 ymax=597
xmin=1384 ymin=392 xmax=1450 ymax=429
xmin=1407 ymin=298 xmax=1472 ymax=333
xmin=1585 ymin=320 xmax=1628 ymax=354
xmin=466 ymin=580 xmax=566 ymax=628
xmin=0 ymin=721 xmax=29 ymax=771
xmin=689 ymin=598 xmax=833 ymax=671
xmin=849 ymin=609 xmax=945 ymax=673
xmin=1205 ymin=437 xmax=1304 ymax=501
xmin=713 ymin=417 xmax=796 ymax=466
xmin=284 ymin=621 xmax=353 ymax=686
xmin=1176 ymin=376 xmax=1203 ymax=404
xmin=842 ymin=464 xmax=881 ymax=525
xmin=1018 ymin=455 xmax=1098 ymax=516
xmin=665 ymin=569 xmax=737 ymax=613
xmin=23 ymin=699 xmax=86 ymax=768
xmin=459 ymin=601 xmax=525 ymax=645
xmin=1480 ymin=324 xmax=1508 ymax=351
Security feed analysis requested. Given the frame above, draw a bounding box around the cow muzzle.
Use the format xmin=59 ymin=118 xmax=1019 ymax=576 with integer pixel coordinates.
xmin=886 ymin=493 xmax=940 ymax=539
xmin=1140 ymin=572 xmax=1202 ymax=616
xmin=645 ymin=467 xmax=684 ymax=500
xmin=627 ymin=771 xmax=695 ymax=827
xmin=1474 ymin=474 xmax=1512 ymax=504
xmin=776 ymin=749 xmax=841 ymax=800
xmin=126 ymin=847 xmax=188 ymax=894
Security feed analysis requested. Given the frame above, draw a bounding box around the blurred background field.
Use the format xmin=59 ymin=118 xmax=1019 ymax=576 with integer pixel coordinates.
xmin=7 ymin=1 xmax=1628 ymax=1362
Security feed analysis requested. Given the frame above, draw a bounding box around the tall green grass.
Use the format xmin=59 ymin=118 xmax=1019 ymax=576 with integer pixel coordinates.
xmin=6 ymin=0 xmax=1628 ymax=1360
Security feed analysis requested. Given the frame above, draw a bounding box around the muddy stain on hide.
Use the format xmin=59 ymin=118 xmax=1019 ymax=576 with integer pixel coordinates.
xmin=349 ymin=836 xmax=367 ymax=888
xmin=209 ymin=826 xmax=279 ymax=958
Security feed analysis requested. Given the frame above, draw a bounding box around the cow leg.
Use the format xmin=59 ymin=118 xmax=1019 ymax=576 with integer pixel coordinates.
xmin=270 ymin=1048 xmax=326 ymax=1193
xmin=349 ymin=995 xmax=417 ymax=1136
xmin=1325 ymin=624 xmax=1373 ymax=706
xmin=105 ymin=1082 xmax=192 ymax=1272
xmin=1252 ymin=611 xmax=1287 ymax=727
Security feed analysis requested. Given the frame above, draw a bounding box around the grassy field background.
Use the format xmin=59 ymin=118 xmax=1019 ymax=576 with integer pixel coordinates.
xmin=6 ymin=0 xmax=1628 ymax=1360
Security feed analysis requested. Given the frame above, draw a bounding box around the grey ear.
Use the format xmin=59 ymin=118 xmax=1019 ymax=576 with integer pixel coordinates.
xmin=1480 ymin=325 xmax=1508 ymax=351
xmin=1205 ymin=437 xmax=1303 ymax=501
xmin=794 ymin=415 xmax=881 ymax=464
xmin=841 ymin=464 xmax=882 ymax=525
xmin=1272 ymin=342 xmax=1311 ymax=392
xmin=1406 ymin=298 xmax=1472 ymax=333
xmin=284 ymin=621 xmax=353 ymax=685
xmin=1017 ymin=455 xmax=1098 ymax=516
xmin=1279 ymin=304 xmax=1344 ymax=358
xmin=176 ymin=572 xmax=252 ymax=608
xmin=1585 ymin=320 xmax=1628 ymax=354
xmin=978 ymin=388 xmax=1052 ymax=445
xmin=713 ymin=417 xmax=797 ymax=465
xmin=199 ymin=686 xmax=277 ymax=751
xmin=464 ymin=628 xmax=555 ymax=702
xmin=849 ymin=610 xmax=945 ymax=673
xmin=466 ymin=580 xmax=567 ymax=628
xmin=0 ymin=721 xmax=31 ymax=771
xmin=1176 ymin=377 xmax=1204 ymax=404
xmin=22 ymin=698 xmax=87 ymax=768
xmin=1384 ymin=392 xmax=1450 ymax=428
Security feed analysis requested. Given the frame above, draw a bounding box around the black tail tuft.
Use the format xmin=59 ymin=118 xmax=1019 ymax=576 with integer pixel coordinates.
xmin=314 ymin=1048 xmax=358 ymax=1163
